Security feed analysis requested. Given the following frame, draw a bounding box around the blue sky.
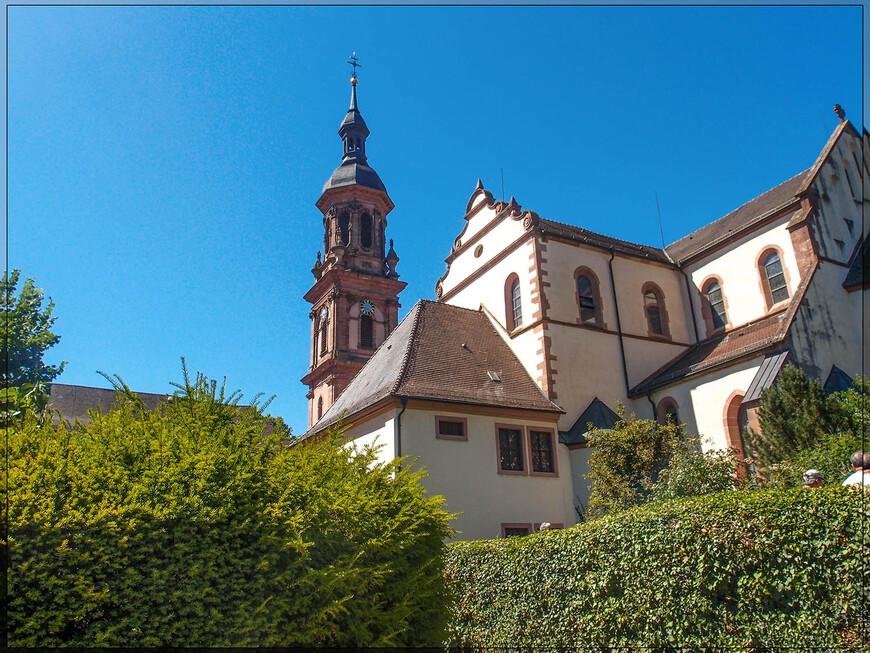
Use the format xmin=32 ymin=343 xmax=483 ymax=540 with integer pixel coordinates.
xmin=6 ymin=5 xmax=864 ymax=434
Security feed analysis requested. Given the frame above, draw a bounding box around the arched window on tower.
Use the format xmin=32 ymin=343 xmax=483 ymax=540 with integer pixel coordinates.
xmin=317 ymin=397 xmax=324 ymax=420
xmin=360 ymin=212 xmax=373 ymax=249
xmin=360 ymin=315 xmax=374 ymax=349
xmin=338 ymin=212 xmax=350 ymax=245
xmin=504 ymin=274 xmax=522 ymax=330
xmin=701 ymin=278 xmax=728 ymax=335
xmin=318 ymin=306 xmax=329 ymax=356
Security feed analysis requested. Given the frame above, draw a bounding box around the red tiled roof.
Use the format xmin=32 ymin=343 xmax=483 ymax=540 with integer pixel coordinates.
xmin=537 ymin=218 xmax=673 ymax=264
xmin=305 ymin=300 xmax=562 ymax=437
xmin=665 ymin=169 xmax=809 ymax=264
xmin=629 ymin=311 xmax=788 ymax=396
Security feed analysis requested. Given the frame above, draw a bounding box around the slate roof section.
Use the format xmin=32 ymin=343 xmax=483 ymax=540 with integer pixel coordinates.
xmin=665 ymin=169 xmax=810 ymax=264
xmin=629 ymin=311 xmax=789 ymax=397
xmin=306 ymin=300 xmax=562 ymax=436
xmin=48 ymin=383 xmax=170 ymax=425
xmin=559 ymin=397 xmax=621 ymax=446
xmin=537 ymin=218 xmax=673 ymax=264
xmin=322 ymin=161 xmax=387 ymax=194
xmin=843 ymin=239 xmax=867 ymax=289
xmin=743 ymin=350 xmax=790 ymax=403
xmin=824 ymin=365 xmax=855 ymax=395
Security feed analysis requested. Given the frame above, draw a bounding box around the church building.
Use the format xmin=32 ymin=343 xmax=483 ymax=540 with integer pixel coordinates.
xmin=301 ymin=77 xmax=868 ymax=541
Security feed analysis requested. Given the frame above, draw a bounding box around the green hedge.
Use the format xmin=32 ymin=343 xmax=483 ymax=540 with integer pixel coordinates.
xmin=6 ymin=381 xmax=452 ymax=647
xmin=445 ymin=488 xmax=867 ymax=649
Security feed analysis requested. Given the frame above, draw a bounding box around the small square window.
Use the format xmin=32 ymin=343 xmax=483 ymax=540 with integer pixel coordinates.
xmin=501 ymin=523 xmax=532 ymax=537
xmin=436 ymin=416 xmax=467 ymax=441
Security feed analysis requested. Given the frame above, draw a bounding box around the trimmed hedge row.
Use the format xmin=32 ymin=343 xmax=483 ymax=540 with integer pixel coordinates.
xmin=7 ymin=387 xmax=452 ymax=647
xmin=445 ymin=487 xmax=867 ymax=649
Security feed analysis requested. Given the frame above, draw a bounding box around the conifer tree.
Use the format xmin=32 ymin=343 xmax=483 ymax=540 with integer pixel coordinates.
xmin=748 ymin=364 xmax=856 ymax=485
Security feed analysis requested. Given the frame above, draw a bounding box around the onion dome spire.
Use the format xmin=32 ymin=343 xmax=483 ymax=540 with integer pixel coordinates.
xmin=340 ymin=54 xmax=369 ymax=164
xmin=320 ymin=53 xmax=388 ymax=196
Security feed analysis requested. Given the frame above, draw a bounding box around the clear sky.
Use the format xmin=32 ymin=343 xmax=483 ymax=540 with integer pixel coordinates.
xmin=6 ymin=5 xmax=864 ymax=434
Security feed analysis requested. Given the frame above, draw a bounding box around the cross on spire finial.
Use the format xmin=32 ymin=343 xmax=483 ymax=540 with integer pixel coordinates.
xmin=346 ymin=52 xmax=363 ymax=84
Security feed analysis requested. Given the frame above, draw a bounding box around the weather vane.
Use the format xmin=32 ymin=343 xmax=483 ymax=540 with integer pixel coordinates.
xmin=346 ymin=52 xmax=363 ymax=82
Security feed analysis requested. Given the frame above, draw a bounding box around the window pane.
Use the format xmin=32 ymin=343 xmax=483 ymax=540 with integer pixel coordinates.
xmin=647 ymin=304 xmax=663 ymax=335
xmin=530 ymin=430 xmax=554 ymax=473
xmin=577 ymin=275 xmax=596 ymax=322
xmin=498 ymin=428 xmax=524 ymax=471
xmin=706 ymin=282 xmax=727 ymax=330
xmin=360 ymin=315 xmax=373 ymax=349
xmin=511 ymin=279 xmax=522 ymax=328
xmin=360 ymin=212 xmax=373 ymax=249
xmin=438 ymin=420 xmax=465 ymax=438
xmin=765 ymin=253 xmax=789 ymax=303
xmin=504 ymin=527 xmax=530 ymax=537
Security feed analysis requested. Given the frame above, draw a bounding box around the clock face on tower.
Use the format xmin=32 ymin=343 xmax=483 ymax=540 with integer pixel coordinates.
xmin=360 ymin=300 xmax=375 ymax=316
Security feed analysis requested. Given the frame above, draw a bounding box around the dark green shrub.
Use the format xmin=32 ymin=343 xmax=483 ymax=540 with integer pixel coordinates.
xmin=749 ymin=365 xmax=860 ymax=486
xmin=6 ymin=371 xmax=452 ymax=647
xmin=445 ymin=487 xmax=866 ymax=649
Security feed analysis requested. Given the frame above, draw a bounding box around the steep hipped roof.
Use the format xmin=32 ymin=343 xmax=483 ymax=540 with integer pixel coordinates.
xmin=665 ymin=169 xmax=810 ymax=264
xmin=306 ymin=300 xmax=562 ymax=436
xmin=537 ymin=218 xmax=674 ymax=264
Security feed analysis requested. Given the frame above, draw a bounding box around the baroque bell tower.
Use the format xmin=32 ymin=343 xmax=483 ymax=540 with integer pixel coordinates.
xmin=302 ymin=58 xmax=406 ymax=427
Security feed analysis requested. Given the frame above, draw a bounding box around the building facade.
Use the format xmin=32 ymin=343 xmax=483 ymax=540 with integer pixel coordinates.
xmin=305 ymin=97 xmax=867 ymax=540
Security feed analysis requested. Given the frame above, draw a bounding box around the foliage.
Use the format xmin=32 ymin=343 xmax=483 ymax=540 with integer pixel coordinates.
xmin=1 ymin=270 xmax=65 ymax=425
xmin=585 ymin=414 xmax=740 ymax=513
xmin=445 ymin=487 xmax=867 ymax=650
xmin=6 ymin=367 xmax=453 ymax=647
xmin=748 ymin=365 xmax=863 ymax=487
xmin=650 ymin=439 xmax=741 ymax=502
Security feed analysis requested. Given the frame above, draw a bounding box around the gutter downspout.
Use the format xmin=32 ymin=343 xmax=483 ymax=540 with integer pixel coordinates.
xmin=395 ymin=395 xmax=408 ymax=459
xmin=646 ymin=391 xmax=658 ymax=422
xmin=607 ymin=248 xmax=630 ymax=396
xmin=679 ymin=265 xmax=701 ymax=344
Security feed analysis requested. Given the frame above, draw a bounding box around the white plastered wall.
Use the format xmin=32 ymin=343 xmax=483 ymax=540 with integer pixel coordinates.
xmin=399 ymin=407 xmax=575 ymax=541
xmin=687 ymin=217 xmax=800 ymax=333
xmin=342 ymin=411 xmax=397 ymax=468
xmin=661 ymin=358 xmax=762 ymax=451
xmin=787 ymin=260 xmax=866 ymax=382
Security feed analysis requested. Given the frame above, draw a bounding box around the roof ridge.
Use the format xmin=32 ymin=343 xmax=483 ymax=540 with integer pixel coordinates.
xmin=390 ymin=299 xmax=427 ymax=395
xmin=665 ymin=167 xmax=809 ymax=251
xmin=538 ymin=217 xmax=664 ymax=253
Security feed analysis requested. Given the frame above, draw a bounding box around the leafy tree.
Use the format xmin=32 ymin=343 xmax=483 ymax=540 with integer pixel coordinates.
xmin=586 ymin=413 xmax=742 ymax=514
xmin=2 ymin=269 xmax=65 ymax=423
xmin=6 ymin=366 xmax=453 ymax=647
xmin=747 ymin=365 xmax=861 ymax=487
xmin=585 ymin=413 xmax=683 ymax=514
xmin=650 ymin=438 xmax=741 ymax=502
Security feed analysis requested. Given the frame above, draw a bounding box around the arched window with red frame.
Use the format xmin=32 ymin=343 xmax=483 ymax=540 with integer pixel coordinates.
xmin=757 ymin=247 xmax=790 ymax=309
xmin=642 ymin=282 xmax=670 ymax=339
xmin=504 ymin=274 xmax=522 ymax=331
xmin=574 ymin=267 xmax=604 ymax=327
xmin=701 ymin=277 xmax=728 ymax=336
